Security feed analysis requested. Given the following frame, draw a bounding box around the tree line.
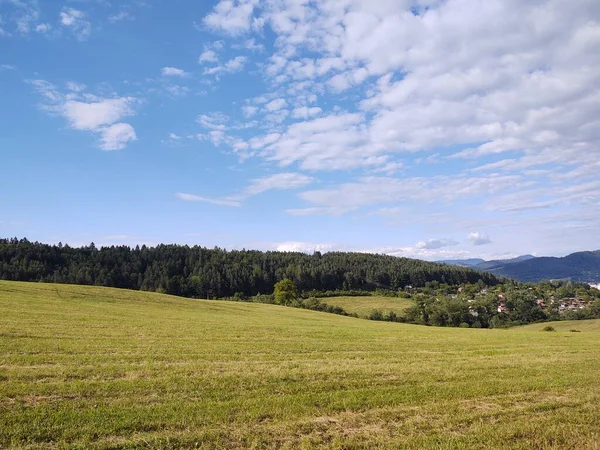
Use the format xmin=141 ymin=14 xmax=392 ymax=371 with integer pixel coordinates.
xmin=0 ymin=238 xmax=500 ymax=298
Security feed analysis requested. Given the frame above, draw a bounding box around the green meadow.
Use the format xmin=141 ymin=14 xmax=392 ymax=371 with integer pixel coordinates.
xmin=1 ymin=281 xmax=599 ymax=449
xmin=324 ymin=295 xmax=414 ymax=318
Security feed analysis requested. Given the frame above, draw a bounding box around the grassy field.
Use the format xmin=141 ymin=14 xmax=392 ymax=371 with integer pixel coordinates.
xmin=516 ymin=318 xmax=600 ymax=332
xmin=1 ymin=281 xmax=600 ymax=449
xmin=324 ymin=295 xmax=414 ymax=318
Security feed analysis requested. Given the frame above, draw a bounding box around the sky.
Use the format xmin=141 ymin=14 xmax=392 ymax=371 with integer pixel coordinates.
xmin=0 ymin=0 xmax=599 ymax=261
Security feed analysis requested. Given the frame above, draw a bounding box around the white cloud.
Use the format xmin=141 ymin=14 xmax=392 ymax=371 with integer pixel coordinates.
xmin=188 ymin=0 xmax=600 ymax=256
xmin=176 ymin=193 xmax=241 ymax=207
xmin=66 ymin=81 xmax=86 ymax=92
xmin=161 ymin=66 xmax=188 ymax=77
xmin=468 ymin=232 xmax=492 ymax=246
xmin=35 ymin=23 xmax=51 ymax=33
xmin=203 ymin=0 xmax=258 ymax=35
xmin=63 ymin=97 xmax=136 ymax=131
xmin=242 ymin=172 xmax=313 ymax=197
xmin=297 ymin=174 xmax=528 ymax=209
xmin=224 ymin=55 xmax=247 ymax=71
xmin=109 ymin=11 xmax=133 ymax=23
xmin=29 ymin=79 xmax=138 ymax=151
xmin=197 ymin=112 xmax=229 ymax=130
xmin=291 ymin=106 xmax=322 ymax=119
xmin=204 ymin=56 xmax=247 ymax=75
xmin=416 ymin=239 xmax=459 ymax=250
xmin=60 ymin=8 xmax=91 ymax=40
xmin=177 ymin=172 xmax=313 ymax=208
xmin=265 ymin=98 xmax=287 ymax=112
xmin=98 ymin=123 xmax=137 ymax=150
xmin=242 ymin=105 xmax=258 ymax=117
xmin=198 ymin=49 xmax=219 ymax=64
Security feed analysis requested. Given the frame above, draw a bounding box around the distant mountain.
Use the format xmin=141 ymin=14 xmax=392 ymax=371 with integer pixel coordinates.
xmin=488 ymin=250 xmax=600 ymax=283
xmin=437 ymin=258 xmax=485 ymax=267
xmin=474 ymin=254 xmax=536 ymax=270
xmin=439 ymin=251 xmax=600 ymax=283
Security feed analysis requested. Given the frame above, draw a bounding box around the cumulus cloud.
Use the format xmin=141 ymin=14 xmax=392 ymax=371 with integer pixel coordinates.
xmin=264 ymin=98 xmax=287 ymax=112
xmin=35 ymin=23 xmax=51 ymax=33
xmin=203 ymin=0 xmax=258 ymax=35
xmin=469 ymin=232 xmax=492 ymax=246
xmin=62 ymin=97 xmax=136 ymax=131
xmin=161 ymin=66 xmax=188 ymax=77
xmin=98 ymin=123 xmax=137 ymax=150
xmin=199 ymin=0 xmax=600 ymax=179
xmin=416 ymin=239 xmax=459 ymax=250
xmin=28 ymin=79 xmax=138 ymax=151
xmin=198 ymin=49 xmax=219 ymax=63
xmin=187 ymin=0 xmax=600 ymax=256
xmin=204 ymin=56 xmax=247 ymax=75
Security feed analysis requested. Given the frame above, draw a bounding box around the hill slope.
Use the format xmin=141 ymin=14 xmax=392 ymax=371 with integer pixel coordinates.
xmin=1 ymin=281 xmax=600 ymax=449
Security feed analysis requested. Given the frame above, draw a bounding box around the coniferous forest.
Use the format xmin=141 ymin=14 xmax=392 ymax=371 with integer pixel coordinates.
xmin=0 ymin=238 xmax=500 ymax=298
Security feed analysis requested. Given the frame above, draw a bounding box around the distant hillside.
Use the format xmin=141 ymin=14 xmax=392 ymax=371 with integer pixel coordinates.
xmin=439 ymin=254 xmax=535 ymax=269
xmin=474 ymin=254 xmax=536 ymax=270
xmin=438 ymin=258 xmax=485 ymax=267
xmin=489 ymin=251 xmax=600 ymax=283
xmin=0 ymin=238 xmax=500 ymax=298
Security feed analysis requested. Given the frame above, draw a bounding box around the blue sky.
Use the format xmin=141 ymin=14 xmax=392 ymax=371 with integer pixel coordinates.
xmin=1 ymin=0 xmax=599 ymax=260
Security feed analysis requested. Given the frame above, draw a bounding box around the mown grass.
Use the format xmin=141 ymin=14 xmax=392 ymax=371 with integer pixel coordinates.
xmin=516 ymin=318 xmax=600 ymax=332
xmin=324 ymin=295 xmax=414 ymax=318
xmin=1 ymin=280 xmax=600 ymax=449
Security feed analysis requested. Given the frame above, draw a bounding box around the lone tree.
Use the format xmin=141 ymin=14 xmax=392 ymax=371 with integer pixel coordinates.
xmin=274 ymin=278 xmax=298 ymax=306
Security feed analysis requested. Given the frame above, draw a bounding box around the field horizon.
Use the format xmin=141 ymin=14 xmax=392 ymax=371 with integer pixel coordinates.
xmin=1 ymin=281 xmax=600 ymax=449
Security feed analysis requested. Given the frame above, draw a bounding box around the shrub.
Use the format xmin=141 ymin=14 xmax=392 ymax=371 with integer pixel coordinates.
xmin=459 ymin=322 xmax=470 ymax=328
xmin=542 ymin=326 xmax=556 ymax=332
xmin=368 ymin=310 xmax=384 ymax=321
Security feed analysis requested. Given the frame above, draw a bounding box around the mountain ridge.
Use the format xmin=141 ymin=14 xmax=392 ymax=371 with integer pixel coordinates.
xmin=440 ymin=251 xmax=600 ymax=283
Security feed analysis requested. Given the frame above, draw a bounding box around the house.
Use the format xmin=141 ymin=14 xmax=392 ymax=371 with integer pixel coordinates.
xmin=536 ymin=299 xmax=546 ymax=309
xmin=497 ymin=294 xmax=507 ymax=313
xmin=558 ymin=297 xmax=590 ymax=314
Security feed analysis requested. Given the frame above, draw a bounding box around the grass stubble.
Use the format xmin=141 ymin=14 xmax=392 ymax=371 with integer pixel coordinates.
xmin=1 ymin=281 xmax=599 ymax=449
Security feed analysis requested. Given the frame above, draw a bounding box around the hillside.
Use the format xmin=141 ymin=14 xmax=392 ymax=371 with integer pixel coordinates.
xmin=440 ymin=254 xmax=536 ymax=269
xmin=324 ymin=295 xmax=414 ymax=318
xmin=1 ymin=281 xmax=600 ymax=448
xmin=490 ymin=250 xmax=600 ymax=282
xmin=474 ymin=254 xmax=536 ymax=270
xmin=0 ymin=238 xmax=499 ymax=298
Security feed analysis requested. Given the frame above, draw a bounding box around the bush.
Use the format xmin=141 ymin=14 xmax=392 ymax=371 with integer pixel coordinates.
xmin=368 ymin=310 xmax=384 ymax=321
xmin=459 ymin=322 xmax=470 ymax=328
xmin=542 ymin=326 xmax=556 ymax=332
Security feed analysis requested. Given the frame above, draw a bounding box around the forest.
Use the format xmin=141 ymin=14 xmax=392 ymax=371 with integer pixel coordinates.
xmin=0 ymin=238 xmax=500 ymax=298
